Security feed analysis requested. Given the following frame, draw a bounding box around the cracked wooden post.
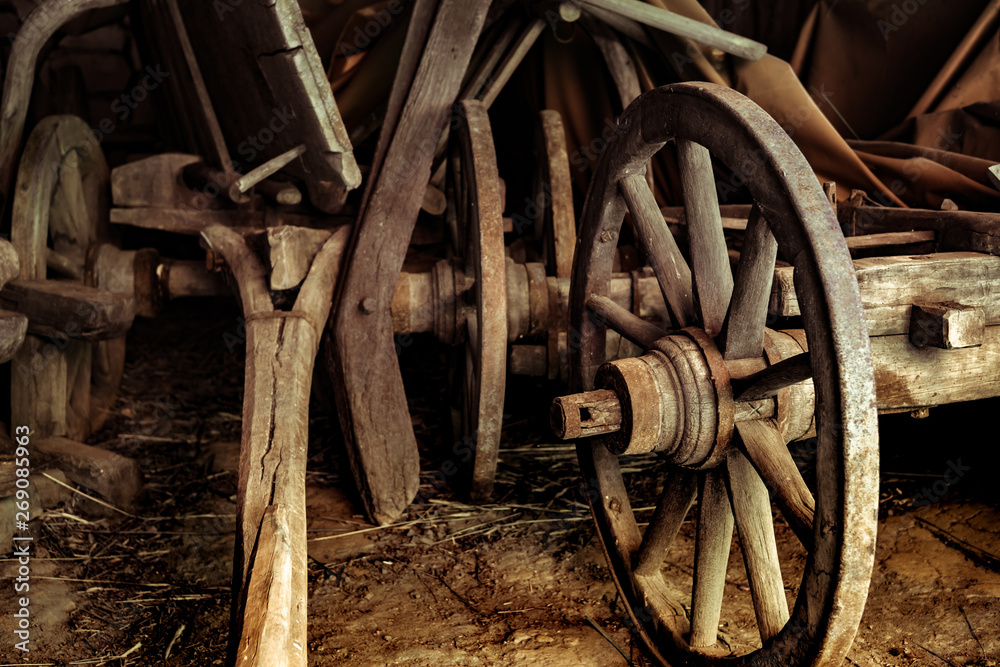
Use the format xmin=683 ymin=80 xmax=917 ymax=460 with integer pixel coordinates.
xmin=201 ymin=224 xmax=349 ymax=667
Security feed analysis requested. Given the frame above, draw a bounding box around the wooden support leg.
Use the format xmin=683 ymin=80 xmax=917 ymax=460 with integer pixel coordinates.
xmin=11 ymin=335 xmax=68 ymax=438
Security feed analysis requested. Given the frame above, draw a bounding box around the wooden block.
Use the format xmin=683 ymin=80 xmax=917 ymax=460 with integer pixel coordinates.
xmin=0 ymin=279 xmax=135 ymax=341
xmin=0 ymin=309 xmax=28 ymax=363
xmin=266 ymin=226 xmax=332 ymax=291
xmin=34 ymin=437 xmax=143 ymax=509
xmin=910 ymin=301 xmax=985 ymax=349
xmin=770 ymin=252 xmax=1000 ymax=336
xmin=111 ymin=153 xmax=202 ymax=208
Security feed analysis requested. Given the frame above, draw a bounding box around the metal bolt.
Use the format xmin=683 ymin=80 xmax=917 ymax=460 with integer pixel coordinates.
xmin=359 ymin=297 xmax=377 ymax=314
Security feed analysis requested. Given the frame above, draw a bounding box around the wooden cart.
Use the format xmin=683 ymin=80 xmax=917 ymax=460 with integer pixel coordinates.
xmin=3 ymin=1 xmax=998 ymax=667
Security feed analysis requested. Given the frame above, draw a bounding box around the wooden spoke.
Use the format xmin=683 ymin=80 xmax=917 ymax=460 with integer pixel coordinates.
xmin=726 ymin=450 xmax=789 ymax=643
xmin=634 ymin=470 xmax=698 ymax=577
xmin=620 ymin=173 xmax=696 ymax=327
xmin=586 ymin=294 xmax=667 ymax=349
xmin=677 ymin=138 xmax=732 ymax=336
xmin=723 ymin=204 xmax=777 ymax=360
xmin=733 ymin=352 xmax=812 ymax=401
xmin=736 ymin=420 xmax=815 ymax=549
xmin=689 ymin=470 xmax=734 ymax=647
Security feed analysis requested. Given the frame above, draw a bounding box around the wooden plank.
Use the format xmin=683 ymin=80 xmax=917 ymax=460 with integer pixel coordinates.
xmin=840 ymin=204 xmax=1000 ymax=255
xmin=1 ymin=279 xmax=135 ymax=341
xmin=770 ymin=252 xmax=1000 ymax=336
xmin=328 ymin=0 xmax=491 ymax=526
xmin=845 ymin=230 xmax=935 ymax=250
xmin=175 ymin=0 xmax=360 ymax=196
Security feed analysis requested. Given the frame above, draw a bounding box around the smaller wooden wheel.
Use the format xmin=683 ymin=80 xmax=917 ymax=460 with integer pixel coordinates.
xmin=450 ymin=99 xmax=508 ymax=502
xmin=10 ymin=115 xmax=126 ymax=439
xmin=534 ymin=109 xmax=576 ymax=279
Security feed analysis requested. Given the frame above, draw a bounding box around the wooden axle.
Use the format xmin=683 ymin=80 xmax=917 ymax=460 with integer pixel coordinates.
xmin=87 ymin=243 xmax=229 ymax=318
xmin=554 ymin=313 xmax=1000 ymax=455
xmin=391 ymin=260 xmax=669 ymax=347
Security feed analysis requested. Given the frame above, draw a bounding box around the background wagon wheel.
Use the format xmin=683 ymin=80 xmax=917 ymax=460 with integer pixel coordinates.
xmin=533 ymin=109 xmax=576 ymax=279
xmin=565 ymin=84 xmax=879 ymax=665
xmin=11 ymin=114 xmax=124 ymax=439
xmin=449 ymin=99 xmax=508 ymax=502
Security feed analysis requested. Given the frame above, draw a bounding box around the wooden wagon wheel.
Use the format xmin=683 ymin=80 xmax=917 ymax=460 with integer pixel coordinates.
xmin=10 ymin=114 xmax=124 ymax=439
xmin=449 ymin=99 xmax=508 ymax=502
xmin=556 ymin=84 xmax=879 ymax=665
xmin=534 ymin=109 xmax=576 ymax=279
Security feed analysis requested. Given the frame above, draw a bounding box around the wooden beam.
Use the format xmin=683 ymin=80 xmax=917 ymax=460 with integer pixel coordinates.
xmin=1 ymin=280 xmax=135 ymax=341
xmin=770 ymin=252 xmax=1000 ymax=336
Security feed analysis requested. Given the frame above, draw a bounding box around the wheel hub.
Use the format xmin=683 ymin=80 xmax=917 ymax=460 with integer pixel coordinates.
xmin=565 ymin=327 xmax=731 ymax=467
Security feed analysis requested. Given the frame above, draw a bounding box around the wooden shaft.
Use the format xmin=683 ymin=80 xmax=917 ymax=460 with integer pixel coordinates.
xmin=390 ymin=269 xmax=668 ymax=338
xmin=236 ymin=144 xmax=307 ymax=194
xmin=161 ymin=259 xmax=229 ymax=299
xmin=234 ymin=315 xmax=315 ymax=666
xmin=574 ymin=0 xmax=767 ymax=60
xmin=255 ymin=179 xmax=303 ymax=206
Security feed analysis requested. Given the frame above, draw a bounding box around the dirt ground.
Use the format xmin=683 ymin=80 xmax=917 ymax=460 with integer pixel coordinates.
xmin=1 ymin=298 xmax=998 ymax=666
